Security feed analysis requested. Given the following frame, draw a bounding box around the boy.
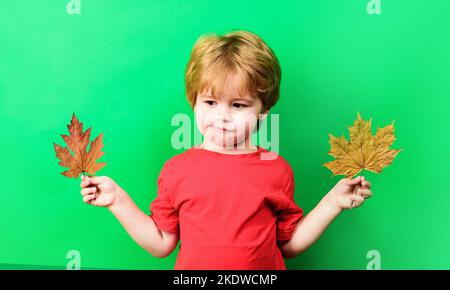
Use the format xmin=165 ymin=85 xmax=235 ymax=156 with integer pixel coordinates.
xmin=80 ymin=30 xmax=372 ymax=269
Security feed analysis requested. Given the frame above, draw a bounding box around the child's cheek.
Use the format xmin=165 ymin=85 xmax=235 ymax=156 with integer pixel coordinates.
xmin=195 ymin=117 xmax=208 ymax=135
xmin=237 ymin=114 xmax=258 ymax=131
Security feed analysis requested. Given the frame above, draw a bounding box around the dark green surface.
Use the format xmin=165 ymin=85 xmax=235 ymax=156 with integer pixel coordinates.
xmin=1 ymin=1 xmax=449 ymax=269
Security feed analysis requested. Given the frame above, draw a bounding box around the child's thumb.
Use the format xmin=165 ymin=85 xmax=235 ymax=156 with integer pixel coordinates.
xmin=348 ymin=176 xmax=362 ymax=185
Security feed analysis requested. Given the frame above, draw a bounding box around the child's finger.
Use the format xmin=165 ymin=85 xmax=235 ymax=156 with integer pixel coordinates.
xmin=359 ymin=188 xmax=372 ymax=199
xmin=83 ymin=194 xmax=96 ymax=203
xmin=80 ymin=187 xmax=97 ymax=196
xmin=361 ymin=178 xmax=371 ymax=189
xmin=80 ymin=176 xmax=90 ymax=188
xmin=350 ymin=194 xmax=365 ymax=208
xmin=350 ymin=194 xmax=364 ymax=202
xmin=85 ymin=176 xmax=105 ymax=185
xmin=80 ymin=176 xmax=104 ymax=188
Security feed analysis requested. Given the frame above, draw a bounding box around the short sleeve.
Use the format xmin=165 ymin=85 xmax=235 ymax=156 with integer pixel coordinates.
xmin=149 ymin=164 xmax=180 ymax=235
xmin=276 ymin=169 xmax=304 ymax=241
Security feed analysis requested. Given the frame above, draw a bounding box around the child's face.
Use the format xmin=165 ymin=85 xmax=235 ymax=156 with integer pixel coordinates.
xmin=194 ymin=74 xmax=268 ymax=150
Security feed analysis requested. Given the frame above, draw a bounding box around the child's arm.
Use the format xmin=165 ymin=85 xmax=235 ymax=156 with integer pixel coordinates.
xmin=278 ymin=176 xmax=372 ymax=259
xmin=80 ymin=175 xmax=179 ymax=258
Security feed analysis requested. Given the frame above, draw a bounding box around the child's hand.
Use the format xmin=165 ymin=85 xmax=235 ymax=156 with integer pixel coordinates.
xmin=325 ymin=176 xmax=372 ymax=211
xmin=80 ymin=175 xmax=123 ymax=208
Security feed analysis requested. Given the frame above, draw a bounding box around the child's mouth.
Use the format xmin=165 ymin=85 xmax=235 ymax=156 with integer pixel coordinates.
xmin=211 ymin=125 xmax=229 ymax=132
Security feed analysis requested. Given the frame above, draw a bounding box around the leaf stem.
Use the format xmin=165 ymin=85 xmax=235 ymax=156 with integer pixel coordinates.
xmin=81 ymin=171 xmax=92 ymax=178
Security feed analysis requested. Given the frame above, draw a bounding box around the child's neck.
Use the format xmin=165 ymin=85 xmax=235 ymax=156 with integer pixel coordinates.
xmin=199 ymin=141 xmax=258 ymax=155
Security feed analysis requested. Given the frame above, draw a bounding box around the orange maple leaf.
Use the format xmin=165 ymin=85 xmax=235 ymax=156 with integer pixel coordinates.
xmin=53 ymin=113 xmax=106 ymax=178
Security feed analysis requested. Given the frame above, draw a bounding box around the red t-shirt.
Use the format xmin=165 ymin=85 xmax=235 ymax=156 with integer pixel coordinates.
xmin=149 ymin=145 xmax=304 ymax=270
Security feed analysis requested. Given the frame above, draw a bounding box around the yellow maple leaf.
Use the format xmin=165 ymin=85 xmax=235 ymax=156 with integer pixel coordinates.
xmin=323 ymin=112 xmax=402 ymax=178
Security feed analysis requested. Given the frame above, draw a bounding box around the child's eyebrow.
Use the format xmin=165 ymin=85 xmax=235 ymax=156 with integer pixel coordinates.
xmin=231 ymin=97 xmax=252 ymax=102
xmin=198 ymin=94 xmax=214 ymax=99
xmin=198 ymin=94 xmax=255 ymax=102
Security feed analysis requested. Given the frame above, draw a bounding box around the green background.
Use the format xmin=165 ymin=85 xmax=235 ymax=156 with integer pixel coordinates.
xmin=1 ymin=0 xmax=449 ymax=270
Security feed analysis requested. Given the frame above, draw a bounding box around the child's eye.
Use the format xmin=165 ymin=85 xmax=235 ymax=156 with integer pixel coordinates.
xmin=205 ymin=100 xmax=216 ymax=106
xmin=233 ymin=103 xmax=248 ymax=109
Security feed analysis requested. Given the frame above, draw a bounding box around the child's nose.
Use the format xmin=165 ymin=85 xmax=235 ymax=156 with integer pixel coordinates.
xmin=216 ymin=105 xmax=232 ymax=122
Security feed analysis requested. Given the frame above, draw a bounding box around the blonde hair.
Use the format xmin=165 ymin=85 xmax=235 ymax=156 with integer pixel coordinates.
xmin=185 ymin=30 xmax=281 ymax=113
